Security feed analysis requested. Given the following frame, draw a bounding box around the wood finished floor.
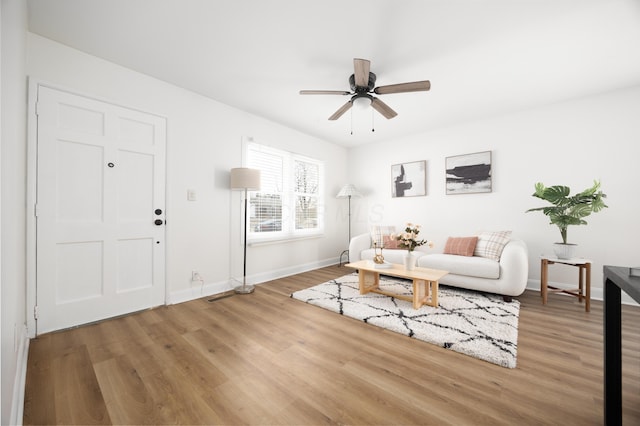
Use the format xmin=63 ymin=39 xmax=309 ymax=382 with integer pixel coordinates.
xmin=24 ymin=265 xmax=640 ymax=425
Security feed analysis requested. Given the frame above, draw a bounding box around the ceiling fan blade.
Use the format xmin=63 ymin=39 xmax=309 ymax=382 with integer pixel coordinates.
xmin=374 ymin=80 xmax=431 ymax=95
xmin=371 ymin=97 xmax=398 ymax=119
xmin=328 ymin=101 xmax=353 ymax=121
xmin=353 ymin=58 xmax=371 ymax=87
xmin=299 ymin=90 xmax=351 ymax=95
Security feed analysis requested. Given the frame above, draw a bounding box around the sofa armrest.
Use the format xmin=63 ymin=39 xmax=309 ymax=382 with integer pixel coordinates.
xmin=348 ymin=233 xmax=372 ymax=262
xmin=497 ymin=239 xmax=529 ymax=296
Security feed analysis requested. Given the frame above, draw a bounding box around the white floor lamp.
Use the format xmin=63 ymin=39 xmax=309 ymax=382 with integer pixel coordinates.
xmin=231 ymin=167 xmax=261 ymax=294
xmin=336 ymin=184 xmax=362 ymax=265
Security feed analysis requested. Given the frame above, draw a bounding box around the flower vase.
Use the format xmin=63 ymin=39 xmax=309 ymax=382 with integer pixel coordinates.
xmin=404 ymin=252 xmax=417 ymax=270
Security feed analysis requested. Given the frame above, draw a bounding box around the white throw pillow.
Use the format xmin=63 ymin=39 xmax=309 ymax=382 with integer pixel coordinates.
xmin=474 ymin=231 xmax=512 ymax=261
xmin=370 ymin=225 xmax=396 ymax=248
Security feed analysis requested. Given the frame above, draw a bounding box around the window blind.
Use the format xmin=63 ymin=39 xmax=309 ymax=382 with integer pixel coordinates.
xmin=247 ymin=142 xmax=324 ymax=240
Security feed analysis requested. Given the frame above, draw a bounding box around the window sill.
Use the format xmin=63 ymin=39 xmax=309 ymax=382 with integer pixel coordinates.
xmin=248 ymin=233 xmax=324 ymax=246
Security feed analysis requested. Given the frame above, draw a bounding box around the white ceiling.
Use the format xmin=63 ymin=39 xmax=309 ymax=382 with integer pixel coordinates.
xmin=26 ymin=0 xmax=640 ymax=147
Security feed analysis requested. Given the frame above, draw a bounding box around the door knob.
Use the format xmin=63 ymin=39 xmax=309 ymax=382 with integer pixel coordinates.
xmin=154 ymin=219 xmax=163 ymax=226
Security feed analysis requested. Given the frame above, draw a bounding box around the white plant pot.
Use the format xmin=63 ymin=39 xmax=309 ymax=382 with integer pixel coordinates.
xmin=553 ymin=243 xmax=577 ymax=260
xmin=404 ymin=252 xmax=417 ymax=270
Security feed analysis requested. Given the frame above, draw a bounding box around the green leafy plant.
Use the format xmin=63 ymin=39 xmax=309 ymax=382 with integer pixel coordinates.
xmin=526 ymin=180 xmax=608 ymax=244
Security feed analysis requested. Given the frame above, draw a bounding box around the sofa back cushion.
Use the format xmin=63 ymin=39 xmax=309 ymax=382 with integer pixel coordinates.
xmin=419 ymin=253 xmax=500 ymax=279
xmin=443 ymin=236 xmax=478 ymax=256
xmin=474 ymin=230 xmax=512 ymax=261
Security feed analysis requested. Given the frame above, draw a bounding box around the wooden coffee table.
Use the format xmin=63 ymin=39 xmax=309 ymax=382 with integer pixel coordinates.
xmin=346 ymin=260 xmax=448 ymax=309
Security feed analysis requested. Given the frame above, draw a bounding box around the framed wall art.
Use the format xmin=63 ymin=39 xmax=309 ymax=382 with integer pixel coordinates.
xmin=445 ymin=151 xmax=492 ymax=195
xmin=391 ymin=160 xmax=426 ymax=198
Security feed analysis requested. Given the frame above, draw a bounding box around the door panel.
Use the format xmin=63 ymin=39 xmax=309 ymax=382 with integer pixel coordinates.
xmin=56 ymin=140 xmax=104 ymax=222
xmin=118 ymin=150 xmax=153 ymax=221
xmin=56 ymin=241 xmax=104 ymax=303
xmin=117 ymin=238 xmax=153 ymax=292
xmin=36 ymin=86 xmax=166 ymax=334
xmin=57 ymin=102 xmax=105 ymax=135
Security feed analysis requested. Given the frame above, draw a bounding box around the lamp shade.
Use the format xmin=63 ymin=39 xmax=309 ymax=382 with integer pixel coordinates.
xmin=336 ymin=184 xmax=362 ymax=198
xmin=230 ymin=168 xmax=261 ymax=190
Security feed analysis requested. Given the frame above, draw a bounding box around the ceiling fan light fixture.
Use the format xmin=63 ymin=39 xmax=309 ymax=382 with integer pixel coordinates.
xmin=352 ymin=94 xmax=372 ymax=110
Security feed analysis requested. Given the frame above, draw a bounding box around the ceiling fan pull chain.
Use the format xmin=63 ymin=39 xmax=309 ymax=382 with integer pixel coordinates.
xmin=350 ymin=108 xmax=354 ymax=135
xmin=371 ymin=108 xmax=375 ymax=132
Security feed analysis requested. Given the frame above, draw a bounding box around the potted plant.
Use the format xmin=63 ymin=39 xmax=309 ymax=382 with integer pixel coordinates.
xmin=526 ymin=180 xmax=607 ymax=259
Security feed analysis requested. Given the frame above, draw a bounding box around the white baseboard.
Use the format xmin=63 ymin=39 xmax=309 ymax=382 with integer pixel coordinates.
xmin=526 ymin=279 xmax=639 ymax=306
xmin=11 ymin=324 xmax=29 ymax=426
xmin=168 ymin=257 xmax=341 ymax=305
xmin=248 ymin=256 xmax=340 ymax=286
xmin=169 ymin=279 xmax=235 ymax=305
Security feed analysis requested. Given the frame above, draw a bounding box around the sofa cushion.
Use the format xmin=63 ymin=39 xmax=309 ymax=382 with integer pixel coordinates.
xmin=419 ymin=254 xmax=500 ymax=279
xmin=474 ymin=230 xmax=512 ymax=261
xmin=370 ymin=225 xmax=396 ymax=248
xmin=443 ymin=236 xmax=478 ymax=257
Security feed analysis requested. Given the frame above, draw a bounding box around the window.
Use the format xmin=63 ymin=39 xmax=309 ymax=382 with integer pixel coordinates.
xmin=247 ymin=142 xmax=324 ymax=241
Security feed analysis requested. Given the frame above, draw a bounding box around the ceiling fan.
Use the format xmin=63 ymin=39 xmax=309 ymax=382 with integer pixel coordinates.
xmin=299 ymin=58 xmax=430 ymax=121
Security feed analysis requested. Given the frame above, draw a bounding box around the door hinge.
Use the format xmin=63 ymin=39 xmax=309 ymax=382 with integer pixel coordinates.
xmin=35 ymin=101 xmax=40 ymax=116
xmin=34 ymin=203 xmax=39 ymax=217
xmin=34 ymin=305 xmax=39 ymax=320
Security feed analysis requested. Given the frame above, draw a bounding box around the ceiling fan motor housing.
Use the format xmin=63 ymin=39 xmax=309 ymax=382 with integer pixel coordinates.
xmin=349 ymin=72 xmax=377 ymax=93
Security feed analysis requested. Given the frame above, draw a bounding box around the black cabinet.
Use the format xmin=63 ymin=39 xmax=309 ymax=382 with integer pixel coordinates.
xmin=603 ymin=266 xmax=640 ymax=426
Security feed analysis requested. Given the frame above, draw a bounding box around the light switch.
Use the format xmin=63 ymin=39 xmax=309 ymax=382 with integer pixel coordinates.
xmin=187 ymin=189 xmax=197 ymax=201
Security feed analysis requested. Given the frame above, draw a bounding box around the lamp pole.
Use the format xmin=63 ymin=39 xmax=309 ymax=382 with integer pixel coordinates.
xmin=347 ymin=194 xmax=352 ymax=244
xmin=241 ymin=187 xmax=249 ymax=290
xmin=336 ymin=184 xmax=362 ymax=265
xmin=230 ymin=167 xmax=260 ymax=294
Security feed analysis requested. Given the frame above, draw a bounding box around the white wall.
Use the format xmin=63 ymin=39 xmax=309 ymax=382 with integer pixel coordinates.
xmin=1 ymin=0 xmax=29 ymax=424
xmin=26 ymin=33 xmax=349 ymax=301
xmin=348 ymin=86 xmax=640 ymax=295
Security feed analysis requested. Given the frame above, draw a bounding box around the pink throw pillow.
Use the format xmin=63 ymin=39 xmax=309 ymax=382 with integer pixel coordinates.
xmin=443 ymin=236 xmax=478 ymax=257
xmin=383 ymin=235 xmax=401 ymax=249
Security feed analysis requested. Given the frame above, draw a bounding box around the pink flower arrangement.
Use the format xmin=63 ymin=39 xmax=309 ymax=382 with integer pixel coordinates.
xmin=392 ymin=223 xmax=434 ymax=252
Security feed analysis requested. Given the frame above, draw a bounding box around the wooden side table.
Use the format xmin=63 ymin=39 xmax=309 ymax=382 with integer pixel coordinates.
xmin=540 ymin=256 xmax=591 ymax=312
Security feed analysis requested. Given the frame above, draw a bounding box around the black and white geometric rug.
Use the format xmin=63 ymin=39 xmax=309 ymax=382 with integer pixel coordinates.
xmin=291 ymin=273 xmax=520 ymax=368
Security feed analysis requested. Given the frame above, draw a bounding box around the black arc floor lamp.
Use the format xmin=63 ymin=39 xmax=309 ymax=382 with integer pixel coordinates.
xmin=336 ymin=183 xmax=362 ymax=265
xmin=230 ymin=167 xmax=261 ymax=294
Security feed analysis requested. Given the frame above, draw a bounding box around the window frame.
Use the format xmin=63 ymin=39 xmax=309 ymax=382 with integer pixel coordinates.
xmin=245 ymin=142 xmax=325 ymax=243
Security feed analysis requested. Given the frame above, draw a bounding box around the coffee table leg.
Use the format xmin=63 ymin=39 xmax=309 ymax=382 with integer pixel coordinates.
xmin=431 ymin=280 xmax=438 ymax=307
xmin=413 ymin=279 xmax=439 ymax=308
xmin=359 ymin=270 xmax=380 ymax=295
xmin=413 ymin=279 xmax=429 ymax=309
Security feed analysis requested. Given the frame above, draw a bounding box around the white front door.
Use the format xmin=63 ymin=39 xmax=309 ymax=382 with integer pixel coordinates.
xmin=35 ymin=86 xmax=166 ymax=334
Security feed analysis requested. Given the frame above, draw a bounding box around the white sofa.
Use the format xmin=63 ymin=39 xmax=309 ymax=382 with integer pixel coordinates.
xmin=348 ymin=232 xmax=529 ymax=300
